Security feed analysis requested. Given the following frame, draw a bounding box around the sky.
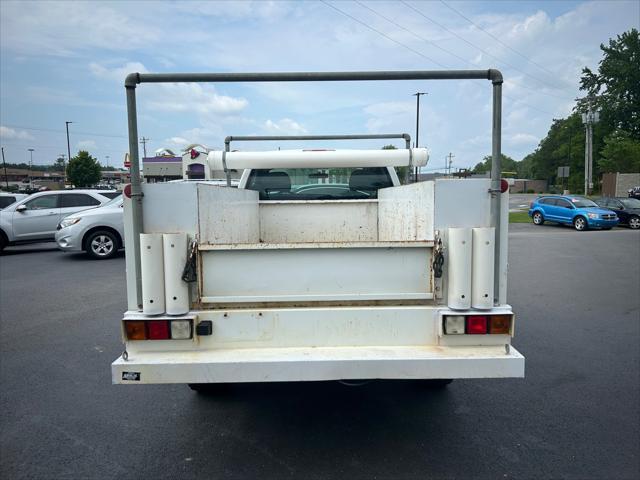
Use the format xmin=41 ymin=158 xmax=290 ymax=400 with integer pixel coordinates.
xmin=1 ymin=0 xmax=638 ymax=172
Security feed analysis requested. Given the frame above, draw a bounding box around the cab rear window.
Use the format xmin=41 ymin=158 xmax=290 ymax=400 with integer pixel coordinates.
xmin=246 ymin=167 xmax=393 ymax=200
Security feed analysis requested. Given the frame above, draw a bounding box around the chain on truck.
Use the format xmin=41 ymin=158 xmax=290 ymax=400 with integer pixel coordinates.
xmin=112 ymin=69 xmax=525 ymax=389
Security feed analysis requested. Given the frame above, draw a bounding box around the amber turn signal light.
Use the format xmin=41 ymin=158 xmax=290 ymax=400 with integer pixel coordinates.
xmin=125 ymin=321 xmax=146 ymax=340
xmin=489 ymin=315 xmax=512 ymax=334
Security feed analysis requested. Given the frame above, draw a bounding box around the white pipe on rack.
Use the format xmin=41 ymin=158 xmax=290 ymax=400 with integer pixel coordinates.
xmin=207 ymin=148 xmax=428 ymax=170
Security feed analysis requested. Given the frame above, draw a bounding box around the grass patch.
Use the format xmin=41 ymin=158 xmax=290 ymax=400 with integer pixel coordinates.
xmin=509 ymin=211 xmax=531 ymax=223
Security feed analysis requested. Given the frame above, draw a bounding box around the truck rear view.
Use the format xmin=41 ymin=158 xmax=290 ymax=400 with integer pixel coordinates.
xmin=112 ymin=69 xmax=524 ymax=388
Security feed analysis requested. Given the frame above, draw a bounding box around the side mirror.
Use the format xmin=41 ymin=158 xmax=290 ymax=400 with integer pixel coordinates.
xmin=15 ymin=204 xmax=27 ymax=212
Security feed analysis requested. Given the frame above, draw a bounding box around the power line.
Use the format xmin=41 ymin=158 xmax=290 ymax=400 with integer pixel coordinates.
xmin=322 ymin=0 xmax=556 ymax=116
xmin=140 ymin=137 xmax=150 ymax=157
xmin=1 ymin=123 xmax=127 ymax=138
xmin=358 ymin=0 xmax=572 ymax=102
xmin=400 ymin=1 xmax=574 ymax=98
xmin=439 ymin=0 xmax=562 ymax=81
xmin=321 ymin=1 xmax=448 ymax=68
xmin=355 ymin=1 xmax=469 ymax=66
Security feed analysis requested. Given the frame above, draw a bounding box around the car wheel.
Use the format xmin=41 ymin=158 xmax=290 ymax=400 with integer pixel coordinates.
xmin=532 ymin=212 xmax=544 ymax=225
xmin=573 ymin=216 xmax=588 ymax=231
xmin=85 ymin=230 xmax=118 ymax=259
xmin=0 ymin=235 xmax=6 ymax=252
xmin=629 ymin=215 xmax=640 ymax=229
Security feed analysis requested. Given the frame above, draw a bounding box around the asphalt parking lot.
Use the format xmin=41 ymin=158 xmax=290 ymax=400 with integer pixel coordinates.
xmin=1 ymin=224 xmax=639 ymax=480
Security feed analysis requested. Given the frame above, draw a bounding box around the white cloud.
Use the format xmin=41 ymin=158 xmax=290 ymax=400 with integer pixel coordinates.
xmin=163 ymin=127 xmax=227 ymax=151
xmin=89 ymin=62 xmax=248 ymax=117
xmin=89 ymin=62 xmax=148 ymax=83
xmin=364 ymin=101 xmax=414 ymax=133
xmin=0 ymin=126 xmax=34 ymax=140
xmin=165 ymin=137 xmax=191 ymax=149
xmin=148 ymin=83 xmax=248 ymax=116
xmin=0 ymin=2 xmax=159 ymax=56
xmin=25 ymin=86 xmax=122 ymax=110
xmin=174 ymin=1 xmax=292 ymax=21
xmin=263 ymin=118 xmax=307 ymax=135
xmin=77 ymin=140 xmax=97 ymax=150
xmin=507 ymin=133 xmax=538 ymax=146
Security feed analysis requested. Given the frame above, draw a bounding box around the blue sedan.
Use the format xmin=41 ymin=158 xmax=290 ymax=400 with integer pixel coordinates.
xmin=528 ymin=195 xmax=619 ymax=231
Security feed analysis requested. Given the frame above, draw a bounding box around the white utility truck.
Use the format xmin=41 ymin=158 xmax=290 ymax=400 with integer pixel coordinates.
xmin=112 ymin=69 xmax=525 ymax=388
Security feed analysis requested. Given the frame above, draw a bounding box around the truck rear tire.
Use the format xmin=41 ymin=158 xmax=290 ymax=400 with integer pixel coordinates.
xmin=423 ymin=379 xmax=453 ymax=388
xmin=188 ymin=383 xmax=228 ymax=394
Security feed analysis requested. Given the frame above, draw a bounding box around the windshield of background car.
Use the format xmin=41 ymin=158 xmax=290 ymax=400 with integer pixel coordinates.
xmin=101 ymin=192 xmax=122 ymax=199
xmin=620 ymin=198 xmax=640 ymax=209
xmin=246 ymin=167 xmax=393 ymax=200
xmin=101 ymin=196 xmax=123 ymax=208
xmin=569 ymin=197 xmax=598 ymax=208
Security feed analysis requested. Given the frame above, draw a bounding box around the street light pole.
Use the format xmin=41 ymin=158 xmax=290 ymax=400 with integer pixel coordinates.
xmin=65 ymin=121 xmax=73 ymax=185
xmin=28 ymin=148 xmax=34 ymax=188
xmin=412 ymin=92 xmax=427 ymax=182
xmin=1 ymin=147 xmax=9 ymax=189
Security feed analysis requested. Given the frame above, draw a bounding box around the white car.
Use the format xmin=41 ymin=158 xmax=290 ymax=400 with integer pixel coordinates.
xmin=55 ymin=196 xmax=124 ymax=259
xmin=0 ymin=192 xmax=29 ymax=209
xmin=0 ymin=190 xmax=116 ymax=251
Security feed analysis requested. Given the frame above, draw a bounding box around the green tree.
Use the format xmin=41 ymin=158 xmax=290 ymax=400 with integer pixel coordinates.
xmin=579 ymin=28 xmax=640 ymax=140
xmin=598 ymin=130 xmax=640 ymax=173
xmin=54 ymin=156 xmax=65 ymax=172
xmin=471 ymin=154 xmax=519 ymax=175
xmin=67 ymin=150 xmax=101 ymax=187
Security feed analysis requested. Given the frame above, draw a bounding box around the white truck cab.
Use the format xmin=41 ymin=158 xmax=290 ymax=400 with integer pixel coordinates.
xmin=112 ymin=69 xmax=524 ymax=388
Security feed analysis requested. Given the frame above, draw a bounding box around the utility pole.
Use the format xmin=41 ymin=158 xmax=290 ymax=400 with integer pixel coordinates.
xmin=140 ymin=137 xmax=150 ymax=158
xmin=412 ymin=92 xmax=427 ymax=181
xmin=1 ymin=147 xmax=9 ymax=189
xmin=580 ymin=97 xmax=599 ymax=196
xmin=65 ymin=121 xmax=73 ymax=185
xmin=59 ymin=154 xmax=66 ymax=187
xmin=28 ymin=148 xmax=34 ymax=188
xmin=446 ymin=152 xmax=455 ymax=176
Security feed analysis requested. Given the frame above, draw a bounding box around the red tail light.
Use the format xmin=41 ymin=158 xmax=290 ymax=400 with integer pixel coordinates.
xmin=147 ymin=320 xmax=170 ymax=340
xmin=466 ymin=316 xmax=488 ymax=334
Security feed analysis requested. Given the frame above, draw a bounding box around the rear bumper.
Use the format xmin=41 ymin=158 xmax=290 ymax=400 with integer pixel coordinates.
xmin=112 ymin=345 xmax=525 ymax=384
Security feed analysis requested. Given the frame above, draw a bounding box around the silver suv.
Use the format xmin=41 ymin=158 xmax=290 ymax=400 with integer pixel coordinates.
xmin=0 ymin=190 xmax=115 ymax=251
